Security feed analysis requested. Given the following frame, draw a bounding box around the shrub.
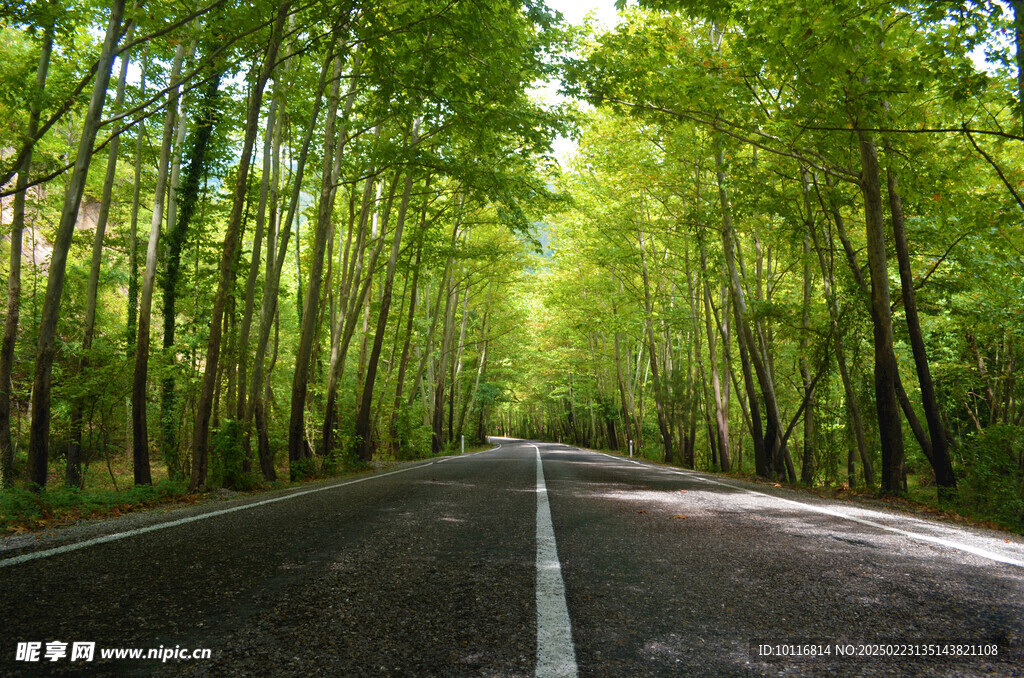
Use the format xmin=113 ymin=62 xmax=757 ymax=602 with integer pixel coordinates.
xmin=958 ymin=425 xmax=1024 ymax=530
xmin=210 ymin=420 xmax=255 ymax=489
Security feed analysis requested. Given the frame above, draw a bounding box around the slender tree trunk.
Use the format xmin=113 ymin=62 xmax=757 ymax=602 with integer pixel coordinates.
xmin=636 ymin=221 xmax=674 ymax=463
xmin=320 ymin=169 xmax=394 ymax=457
xmin=447 ymin=282 xmax=468 ymax=444
xmin=610 ymin=288 xmax=639 ymax=451
xmin=131 ymin=41 xmax=186 ymax=488
xmin=288 ymin=52 xmax=345 ymax=471
xmin=160 ymin=70 xmax=220 ymax=480
xmin=885 ymin=157 xmax=956 ymax=497
xmin=456 ymin=285 xmax=490 ymax=443
xmin=858 ymin=129 xmax=904 ymax=494
xmin=244 ymin=50 xmax=332 ymax=473
xmin=808 ymin=196 xmax=873 ymax=487
xmin=354 ymin=123 xmax=419 ymax=461
xmin=126 ymin=52 xmax=147 ymax=352
xmin=967 ymin=333 xmax=999 ymax=422
xmin=409 ymin=273 xmax=446 ymax=410
xmin=458 ymin=321 xmax=489 ymax=446
xmin=250 ymin=87 xmax=283 ymax=482
xmin=693 ymin=285 xmax=717 ymax=470
xmin=27 ymin=0 xmax=124 ymax=489
xmin=714 ymin=141 xmax=781 ymax=479
xmin=391 ymin=237 xmax=422 ymax=453
xmin=190 ymin=2 xmax=288 ymax=491
xmin=718 ymin=283 xmax=732 ymax=466
xmin=680 ymin=252 xmax=702 ymax=468
xmin=157 ymin=36 xmax=197 ymax=468
xmin=432 ymin=275 xmax=457 ymax=453
xmin=261 ymin=307 xmax=281 ymax=480
xmin=68 ymin=24 xmax=136 ymax=488
xmin=237 ymin=99 xmax=276 ymax=425
xmin=704 ymin=283 xmax=731 ymax=471
xmin=1 ymin=12 xmax=54 ymax=488
xmin=798 ymin=228 xmax=816 ymax=486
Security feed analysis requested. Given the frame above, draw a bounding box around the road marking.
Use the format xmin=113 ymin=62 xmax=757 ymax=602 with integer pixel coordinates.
xmin=0 ymin=462 xmax=437 ymax=569
xmin=589 ymin=450 xmax=1024 ymax=569
xmin=532 ymin=444 xmax=578 ymax=678
xmin=432 ymin=441 xmax=502 ymax=464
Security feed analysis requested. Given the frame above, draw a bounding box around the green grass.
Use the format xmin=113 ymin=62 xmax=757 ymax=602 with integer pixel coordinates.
xmin=0 ymin=479 xmax=190 ymax=532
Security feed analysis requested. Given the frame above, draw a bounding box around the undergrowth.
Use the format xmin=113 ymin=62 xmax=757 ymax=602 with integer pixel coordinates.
xmin=0 ymin=480 xmax=189 ymax=533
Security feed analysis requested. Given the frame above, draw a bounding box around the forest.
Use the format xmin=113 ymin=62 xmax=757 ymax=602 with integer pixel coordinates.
xmin=1 ymin=0 xmax=1022 ymax=531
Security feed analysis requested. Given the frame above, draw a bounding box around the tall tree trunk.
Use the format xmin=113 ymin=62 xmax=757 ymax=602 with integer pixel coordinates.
xmin=126 ymin=52 xmax=147 ymax=352
xmin=27 ymin=0 xmax=125 ymax=489
xmin=808 ymin=193 xmax=873 ymax=487
xmin=681 ymin=252 xmax=703 ymax=468
xmin=354 ymin=124 xmax=419 ymax=461
xmin=611 ymin=288 xmax=639 ymax=452
xmin=432 ymin=274 xmax=458 ymax=454
xmin=885 ymin=156 xmax=956 ymax=497
xmin=703 ymin=282 xmax=731 ymax=471
xmin=288 ymin=52 xmax=345 ymax=471
xmin=68 ymin=23 xmax=135 ymax=488
xmin=408 ymin=273 xmax=446 ymax=410
xmin=798 ymin=227 xmax=816 ymax=486
xmin=248 ymin=81 xmax=283 ymax=483
xmin=636 ymin=221 xmax=674 ymax=464
xmin=858 ymin=129 xmax=905 ymax=494
xmin=451 ymin=282 xmax=472 ymax=443
xmin=390 ymin=237 xmax=422 ymax=453
xmin=237 ymin=99 xmax=276 ymax=425
xmin=0 ymin=10 xmax=55 ymax=488
xmin=697 ymin=242 xmax=732 ymax=473
xmin=320 ymin=169 xmax=395 ymax=458
xmin=714 ymin=140 xmax=782 ymax=479
xmin=244 ymin=50 xmax=333 ymax=475
xmin=190 ymin=2 xmax=288 ymax=491
xmin=456 ymin=285 xmax=490 ymax=444
xmin=131 ymin=41 xmax=186 ymax=488
xmin=160 ymin=70 xmax=220 ymax=480
xmin=157 ymin=35 xmax=196 ymax=466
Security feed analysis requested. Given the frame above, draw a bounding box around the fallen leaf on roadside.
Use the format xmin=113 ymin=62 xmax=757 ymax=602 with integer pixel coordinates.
xmin=678 ymin=490 xmax=687 ymax=494
xmin=637 ymin=509 xmax=647 ymax=514
xmin=671 ymin=515 xmax=687 ymax=519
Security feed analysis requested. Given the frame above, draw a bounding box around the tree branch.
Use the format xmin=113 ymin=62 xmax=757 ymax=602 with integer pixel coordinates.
xmin=962 ymin=125 xmax=1024 ymax=212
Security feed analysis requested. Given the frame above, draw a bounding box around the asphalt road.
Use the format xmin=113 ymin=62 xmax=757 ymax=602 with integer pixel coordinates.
xmin=2 ymin=438 xmax=1023 ymax=676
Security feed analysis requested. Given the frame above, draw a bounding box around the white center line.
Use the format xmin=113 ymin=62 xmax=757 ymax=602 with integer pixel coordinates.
xmin=533 ymin=444 xmax=578 ymax=678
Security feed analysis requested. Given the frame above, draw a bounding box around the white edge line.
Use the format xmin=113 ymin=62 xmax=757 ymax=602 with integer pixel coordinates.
xmin=434 ymin=441 xmax=503 ymax=463
xmin=588 ymin=450 xmax=1024 ymax=569
xmin=1 ymin=461 xmax=438 ymax=569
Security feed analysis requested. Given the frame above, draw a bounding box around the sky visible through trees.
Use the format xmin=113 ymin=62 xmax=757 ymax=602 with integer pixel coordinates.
xmin=0 ymin=0 xmax=1022 ymax=532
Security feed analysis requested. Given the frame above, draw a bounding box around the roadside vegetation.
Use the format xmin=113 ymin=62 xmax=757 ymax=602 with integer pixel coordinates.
xmin=499 ymin=1 xmax=1024 ymax=533
xmin=2 ymin=0 xmax=1023 ymax=535
xmin=0 ymin=0 xmax=557 ymax=512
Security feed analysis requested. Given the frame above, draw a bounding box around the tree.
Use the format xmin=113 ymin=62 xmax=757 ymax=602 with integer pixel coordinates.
xmin=26 ymin=0 xmax=126 ymax=490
